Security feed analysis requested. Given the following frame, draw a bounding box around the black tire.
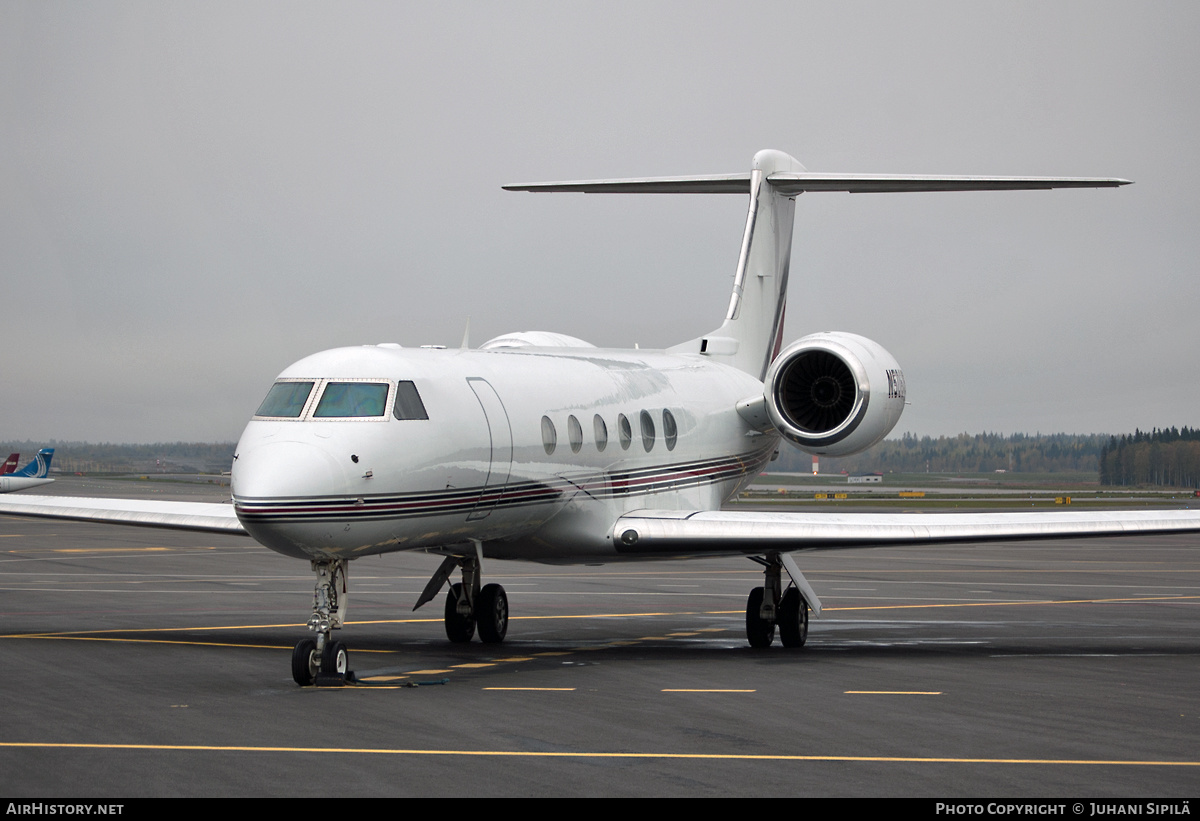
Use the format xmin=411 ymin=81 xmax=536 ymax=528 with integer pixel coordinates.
xmin=476 ymin=583 xmax=509 ymax=644
xmin=778 ymin=587 xmax=809 ymax=648
xmin=322 ymin=640 xmax=348 ymax=676
xmin=444 ymin=582 xmax=476 ymax=643
xmin=745 ymin=587 xmax=775 ymax=648
xmin=292 ymin=638 xmax=318 ymax=686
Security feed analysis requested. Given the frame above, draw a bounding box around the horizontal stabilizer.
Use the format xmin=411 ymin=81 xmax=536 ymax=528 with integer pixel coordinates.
xmin=765 ymin=173 xmax=1131 ymax=195
xmin=0 ymin=495 xmax=247 ymax=535
xmin=503 ymin=173 xmax=752 ymax=194
xmin=504 ymin=172 xmax=1130 ymax=195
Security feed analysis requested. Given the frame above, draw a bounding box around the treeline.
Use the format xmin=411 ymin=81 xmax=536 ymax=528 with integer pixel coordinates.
xmin=1099 ymin=427 xmax=1200 ymax=488
xmin=0 ymin=440 xmax=236 ymax=474
xmin=774 ymin=432 xmax=1107 ymax=475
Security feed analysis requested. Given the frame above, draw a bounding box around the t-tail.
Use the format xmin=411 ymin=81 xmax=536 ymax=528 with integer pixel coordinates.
xmin=12 ymin=449 xmax=54 ymax=479
xmin=505 ymin=150 xmax=1129 ymax=381
xmin=681 ymin=149 xmax=802 ymax=378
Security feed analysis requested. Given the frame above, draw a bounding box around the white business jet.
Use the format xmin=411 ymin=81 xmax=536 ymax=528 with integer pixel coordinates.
xmin=4 ymin=150 xmax=1198 ymax=685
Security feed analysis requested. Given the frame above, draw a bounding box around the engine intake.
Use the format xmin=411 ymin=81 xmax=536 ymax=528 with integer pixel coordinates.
xmin=764 ymin=332 xmax=905 ymax=457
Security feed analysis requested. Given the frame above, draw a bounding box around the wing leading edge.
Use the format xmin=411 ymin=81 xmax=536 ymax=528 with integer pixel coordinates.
xmin=613 ymin=508 xmax=1200 ymax=557
xmin=0 ymin=495 xmax=246 ymax=535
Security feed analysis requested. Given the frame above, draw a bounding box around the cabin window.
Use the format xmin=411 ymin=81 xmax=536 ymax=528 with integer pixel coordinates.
xmin=618 ymin=414 xmax=632 ymax=450
xmin=313 ymin=382 xmax=389 ymax=417
xmin=541 ymin=416 xmax=557 ymax=455
xmin=663 ymin=409 xmax=678 ymax=451
xmin=393 ymin=381 xmax=429 ymax=420
xmin=568 ymin=415 xmax=583 ymax=453
xmin=593 ymin=415 xmax=608 ymax=452
xmin=640 ymin=410 xmax=656 ymax=451
xmin=255 ymin=381 xmax=314 ymax=418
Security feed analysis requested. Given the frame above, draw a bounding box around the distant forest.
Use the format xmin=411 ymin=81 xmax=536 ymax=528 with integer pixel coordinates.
xmin=773 ymin=432 xmax=1107 ymax=476
xmin=1098 ymin=427 xmax=1200 ymax=489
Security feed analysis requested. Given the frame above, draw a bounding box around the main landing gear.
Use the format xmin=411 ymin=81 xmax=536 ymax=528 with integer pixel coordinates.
xmin=292 ymin=559 xmax=353 ymax=686
xmin=745 ymin=552 xmax=819 ymax=649
xmin=415 ymin=547 xmax=509 ymax=645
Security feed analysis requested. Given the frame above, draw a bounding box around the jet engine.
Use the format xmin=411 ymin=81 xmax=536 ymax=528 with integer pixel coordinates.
xmin=763 ymin=332 xmax=906 ymax=457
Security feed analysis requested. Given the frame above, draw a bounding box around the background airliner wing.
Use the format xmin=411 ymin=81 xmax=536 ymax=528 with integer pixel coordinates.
xmin=0 ymin=495 xmax=246 ymax=535
xmin=612 ymin=508 xmax=1200 ymax=557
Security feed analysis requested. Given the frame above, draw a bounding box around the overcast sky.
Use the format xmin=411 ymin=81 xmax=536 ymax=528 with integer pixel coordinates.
xmin=1 ymin=1 xmax=1196 ymax=444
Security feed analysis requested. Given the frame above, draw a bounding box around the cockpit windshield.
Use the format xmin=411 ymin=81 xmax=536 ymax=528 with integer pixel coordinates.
xmin=255 ymin=381 xmax=314 ymax=418
xmin=313 ymin=382 xmax=389 ymax=418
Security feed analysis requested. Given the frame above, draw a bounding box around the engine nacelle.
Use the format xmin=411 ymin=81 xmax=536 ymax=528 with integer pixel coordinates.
xmin=764 ymin=332 xmax=906 ymax=457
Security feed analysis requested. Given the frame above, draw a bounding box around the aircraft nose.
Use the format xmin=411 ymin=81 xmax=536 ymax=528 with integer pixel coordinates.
xmin=232 ymin=440 xmax=348 ymax=499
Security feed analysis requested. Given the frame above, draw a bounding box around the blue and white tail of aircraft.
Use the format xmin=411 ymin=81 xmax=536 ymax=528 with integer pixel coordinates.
xmin=0 ymin=449 xmax=55 ymax=492
xmin=12 ymin=448 xmax=54 ymax=478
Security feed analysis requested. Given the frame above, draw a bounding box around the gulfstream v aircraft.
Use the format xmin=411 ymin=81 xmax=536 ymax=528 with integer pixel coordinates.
xmin=3 ymin=150 xmax=1198 ymax=685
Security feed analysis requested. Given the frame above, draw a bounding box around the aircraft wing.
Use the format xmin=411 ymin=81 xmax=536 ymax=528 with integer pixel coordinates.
xmin=612 ymin=508 xmax=1200 ymax=557
xmin=0 ymin=495 xmax=246 ymax=535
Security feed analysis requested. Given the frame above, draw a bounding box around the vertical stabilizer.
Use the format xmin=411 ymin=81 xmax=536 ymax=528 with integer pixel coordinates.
xmin=13 ymin=448 xmax=54 ymax=478
xmin=678 ymin=149 xmax=803 ymax=378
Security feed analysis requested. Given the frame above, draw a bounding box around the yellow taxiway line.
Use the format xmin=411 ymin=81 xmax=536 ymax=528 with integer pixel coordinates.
xmin=0 ymin=742 xmax=1196 ymax=766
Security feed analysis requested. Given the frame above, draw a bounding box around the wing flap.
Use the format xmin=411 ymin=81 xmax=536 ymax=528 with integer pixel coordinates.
xmin=0 ymin=495 xmax=247 ymax=535
xmin=612 ymin=509 xmax=1200 ymax=557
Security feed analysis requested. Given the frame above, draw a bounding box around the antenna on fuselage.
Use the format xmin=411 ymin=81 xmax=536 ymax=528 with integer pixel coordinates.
xmin=460 ymin=317 xmax=471 ymax=350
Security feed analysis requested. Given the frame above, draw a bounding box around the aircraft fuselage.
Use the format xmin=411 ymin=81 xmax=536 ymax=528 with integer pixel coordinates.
xmin=0 ymin=476 xmax=53 ymax=493
xmin=231 ymin=343 xmax=774 ymax=563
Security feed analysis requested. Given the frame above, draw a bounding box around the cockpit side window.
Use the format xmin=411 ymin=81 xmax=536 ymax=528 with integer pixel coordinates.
xmin=393 ymin=381 xmax=429 ymax=420
xmin=255 ymin=381 xmax=314 ymax=418
xmin=313 ymin=382 xmax=389 ymax=417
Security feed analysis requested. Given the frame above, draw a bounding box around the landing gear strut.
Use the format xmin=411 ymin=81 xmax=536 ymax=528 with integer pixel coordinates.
xmin=415 ymin=545 xmax=508 ymax=645
xmin=745 ymin=553 xmax=812 ymax=649
xmin=292 ymin=559 xmax=352 ymax=686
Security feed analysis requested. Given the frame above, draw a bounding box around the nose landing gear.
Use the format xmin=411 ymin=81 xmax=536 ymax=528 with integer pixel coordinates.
xmin=292 ymin=559 xmax=353 ymax=686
